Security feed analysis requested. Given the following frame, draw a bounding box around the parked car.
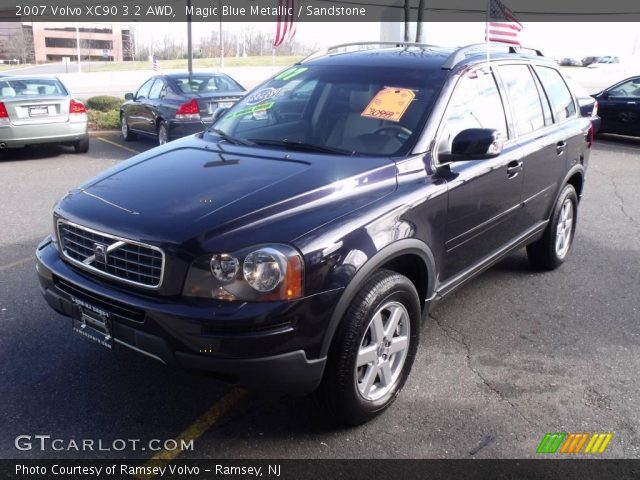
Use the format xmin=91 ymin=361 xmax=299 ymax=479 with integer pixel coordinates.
xmin=120 ymin=72 xmax=245 ymax=145
xmin=591 ymin=76 xmax=640 ymax=137
xmin=581 ymin=56 xmax=600 ymax=67
xmin=0 ymin=76 xmax=88 ymax=152
xmin=37 ymin=43 xmax=592 ymax=425
xmin=559 ymin=57 xmax=581 ymax=66
xmin=586 ymin=56 xmax=620 ymax=69
xmin=566 ymin=78 xmax=601 ymax=133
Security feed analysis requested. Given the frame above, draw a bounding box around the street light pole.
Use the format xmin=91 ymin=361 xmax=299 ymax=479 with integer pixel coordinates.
xmin=187 ymin=0 xmax=193 ymax=75
xmin=75 ymin=25 xmax=81 ymax=73
xmin=219 ymin=0 xmax=224 ymax=68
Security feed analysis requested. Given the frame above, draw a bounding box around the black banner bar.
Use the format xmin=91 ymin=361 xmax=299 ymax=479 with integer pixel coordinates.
xmin=3 ymin=0 xmax=640 ymax=22
xmin=3 ymin=459 xmax=640 ymax=480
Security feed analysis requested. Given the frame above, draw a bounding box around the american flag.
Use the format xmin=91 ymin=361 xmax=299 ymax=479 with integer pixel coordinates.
xmin=151 ymin=54 xmax=159 ymax=72
xmin=485 ymin=0 xmax=523 ymax=46
xmin=273 ymin=0 xmax=296 ymax=47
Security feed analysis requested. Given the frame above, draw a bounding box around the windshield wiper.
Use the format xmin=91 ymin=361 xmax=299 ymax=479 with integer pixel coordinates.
xmin=209 ymin=128 xmax=256 ymax=146
xmin=248 ymin=139 xmax=355 ymax=156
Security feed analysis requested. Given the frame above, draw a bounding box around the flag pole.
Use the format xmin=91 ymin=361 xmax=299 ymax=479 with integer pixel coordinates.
xmin=485 ymin=0 xmax=490 ymax=69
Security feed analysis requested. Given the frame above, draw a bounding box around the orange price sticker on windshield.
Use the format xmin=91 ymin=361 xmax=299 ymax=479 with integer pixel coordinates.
xmin=361 ymin=87 xmax=416 ymax=122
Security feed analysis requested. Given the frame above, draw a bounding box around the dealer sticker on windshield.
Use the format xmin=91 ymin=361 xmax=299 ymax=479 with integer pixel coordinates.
xmin=361 ymin=87 xmax=416 ymax=122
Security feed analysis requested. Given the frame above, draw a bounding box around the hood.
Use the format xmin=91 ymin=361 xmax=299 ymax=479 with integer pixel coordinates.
xmin=57 ymin=135 xmax=397 ymax=251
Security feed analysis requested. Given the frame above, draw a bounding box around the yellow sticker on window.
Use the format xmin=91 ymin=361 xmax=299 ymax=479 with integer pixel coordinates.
xmin=361 ymin=87 xmax=416 ymax=122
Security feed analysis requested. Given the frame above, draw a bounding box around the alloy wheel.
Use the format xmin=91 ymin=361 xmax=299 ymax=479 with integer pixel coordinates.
xmin=355 ymin=300 xmax=410 ymax=401
xmin=555 ymin=198 xmax=574 ymax=258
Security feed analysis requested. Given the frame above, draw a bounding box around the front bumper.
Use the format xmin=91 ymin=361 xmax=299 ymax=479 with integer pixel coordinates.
xmin=0 ymin=121 xmax=88 ymax=148
xmin=36 ymin=238 xmax=339 ymax=394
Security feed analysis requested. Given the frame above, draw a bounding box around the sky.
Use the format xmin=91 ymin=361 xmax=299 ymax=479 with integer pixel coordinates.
xmin=133 ymin=21 xmax=640 ymax=60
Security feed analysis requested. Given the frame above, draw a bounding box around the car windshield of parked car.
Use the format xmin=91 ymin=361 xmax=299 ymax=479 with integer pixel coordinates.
xmin=172 ymin=75 xmax=242 ymax=94
xmin=212 ymin=64 xmax=445 ymax=156
xmin=609 ymin=78 xmax=640 ymax=98
xmin=0 ymin=78 xmax=66 ymax=98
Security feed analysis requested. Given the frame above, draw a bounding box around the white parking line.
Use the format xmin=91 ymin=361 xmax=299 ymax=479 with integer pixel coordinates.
xmin=0 ymin=256 xmax=33 ymax=272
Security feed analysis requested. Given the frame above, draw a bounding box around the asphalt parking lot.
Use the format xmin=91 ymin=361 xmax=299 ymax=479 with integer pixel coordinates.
xmin=1 ymin=132 xmax=639 ymax=461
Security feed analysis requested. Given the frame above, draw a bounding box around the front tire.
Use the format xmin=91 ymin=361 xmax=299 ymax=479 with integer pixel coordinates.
xmin=527 ymin=184 xmax=578 ymax=270
xmin=121 ymin=114 xmax=136 ymax=141
xmin=320 ymin=269 xmax=421 ymax=425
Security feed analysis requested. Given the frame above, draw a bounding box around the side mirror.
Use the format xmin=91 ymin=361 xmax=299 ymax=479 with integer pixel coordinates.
xmin=212 ymin=107 xmax=229 ymax=122
xmin=124 ymin=92 xmax=134 ymax=101
xmin=441 ymin=128 xmax=504 ymax=162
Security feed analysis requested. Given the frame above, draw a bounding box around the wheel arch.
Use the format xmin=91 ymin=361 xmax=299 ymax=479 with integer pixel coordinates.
xmin=566 ymin=169 xmax=584 ymax=199
xmin=319 ymin=238 xmax=436 ymax=358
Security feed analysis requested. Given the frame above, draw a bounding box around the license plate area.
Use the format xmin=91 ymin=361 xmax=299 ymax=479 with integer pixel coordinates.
xmin=71 ymin=296 xmax=113 ymax=349
xmin=29 ymin=106 xmax=50 ymax=117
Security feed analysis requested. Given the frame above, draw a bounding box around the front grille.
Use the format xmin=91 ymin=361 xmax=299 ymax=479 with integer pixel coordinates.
xmin=58 ymin=220 xmax=164 ymax=289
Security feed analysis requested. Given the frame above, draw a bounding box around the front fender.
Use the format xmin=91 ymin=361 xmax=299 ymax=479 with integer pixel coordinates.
xmin=317 ymin=238 xmax=436 ymax=358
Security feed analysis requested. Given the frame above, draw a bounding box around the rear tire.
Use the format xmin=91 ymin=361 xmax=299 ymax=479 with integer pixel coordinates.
xmin=73 ymin=137 xmax=89 ymax=154
xmin=319 ymin=269 xmax=420 ymax=425
xmin=121 ymin=114 xmax=136 ymax=141
xmin=157 ymin=121 xmax=168 ymax=145
xmin=527 ymin=184 xmax=578 ymax=270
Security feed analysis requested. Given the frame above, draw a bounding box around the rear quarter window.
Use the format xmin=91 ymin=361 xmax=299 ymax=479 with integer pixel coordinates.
xmin=535 ymin=66 xmax=577 ymax=122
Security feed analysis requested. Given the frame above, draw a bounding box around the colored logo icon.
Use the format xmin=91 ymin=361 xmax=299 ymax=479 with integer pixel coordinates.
xmin=537 ymin=433 xmax=613 ymax=454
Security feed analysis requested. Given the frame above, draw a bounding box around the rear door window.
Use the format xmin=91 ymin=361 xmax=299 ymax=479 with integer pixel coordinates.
xmin=535 ymin=66 xmax=576 ymax=122
xmin=148 ymin=78 xmax=165 ymax=100
xmin=498 ymin=64 xmax=545 ymax=136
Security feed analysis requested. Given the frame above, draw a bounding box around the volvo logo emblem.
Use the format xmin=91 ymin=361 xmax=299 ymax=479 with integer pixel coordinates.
xmin=93 ymin=243 xmax=107 ymax=263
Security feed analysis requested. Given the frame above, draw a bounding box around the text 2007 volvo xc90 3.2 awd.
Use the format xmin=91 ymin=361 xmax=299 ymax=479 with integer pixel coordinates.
xmin=37 ymin=43 xmax=592 ymax=425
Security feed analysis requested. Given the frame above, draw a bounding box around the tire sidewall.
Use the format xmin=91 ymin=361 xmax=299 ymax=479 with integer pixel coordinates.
xmin=549 ymin=184 xmax=578 ymax=263
xmin=158 ymin=122 xmax=168 ymax=145
xmin=121 ymin=114 xmax=128 ymax=139
xmin=329 ymin=272 xmax=421 ymax=422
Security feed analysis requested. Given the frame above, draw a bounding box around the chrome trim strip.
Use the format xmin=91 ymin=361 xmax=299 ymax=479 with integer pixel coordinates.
xmin=57 ymin=218 xmax=165 ymax=290
xmin=114 ymin=338 xmax=167 ymax=365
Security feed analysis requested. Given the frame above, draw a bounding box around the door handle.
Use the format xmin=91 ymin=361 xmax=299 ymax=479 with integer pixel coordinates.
xmin=556 ymin=140 xmax=567 ymax=154
xmin=506 ymin=160 xmax=523 ymax=178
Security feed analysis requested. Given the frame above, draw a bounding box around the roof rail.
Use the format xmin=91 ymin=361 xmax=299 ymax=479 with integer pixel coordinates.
xmin=442 ymin=43 xmax=544 ymax=70
xmin=300 ymin=41 xmax=438 ymax=64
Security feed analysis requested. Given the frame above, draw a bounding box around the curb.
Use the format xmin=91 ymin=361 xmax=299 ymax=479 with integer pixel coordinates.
xmin=89 ymin=130 xmax=120 ymax=136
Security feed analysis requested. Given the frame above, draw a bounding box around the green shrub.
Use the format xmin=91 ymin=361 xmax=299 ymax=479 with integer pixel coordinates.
xmin=86 ymin=95 xmax=122 ymax=112
xmin=88 ymin=109 xmax=120 ymax=129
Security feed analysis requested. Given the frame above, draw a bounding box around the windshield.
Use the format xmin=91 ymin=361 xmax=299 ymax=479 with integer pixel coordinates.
xmin=212 ymin=64 xmax=445 ymax=156
xmin=0 ymin=78 xmax=67 ymax=98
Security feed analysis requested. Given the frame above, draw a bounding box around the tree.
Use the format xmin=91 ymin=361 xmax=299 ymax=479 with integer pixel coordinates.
xmin=416 ymin=0 xmax=425 ymax=42
xmin=404 ymin=0 xmax=411 ymax=42
xmin=5 ymin=26 xmax=33 ymax=64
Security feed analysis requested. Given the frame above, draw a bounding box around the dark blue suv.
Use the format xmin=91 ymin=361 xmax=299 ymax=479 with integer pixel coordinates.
xmin=36 ymin=43 xmax=592 ymax=425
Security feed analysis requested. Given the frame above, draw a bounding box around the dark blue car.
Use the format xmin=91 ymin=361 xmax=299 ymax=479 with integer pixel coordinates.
xmin=120 ymin=72 xmax=245 ymax=145
xmin=37 ymin=43 xmax=592 ymax=425
xmin=592 ymin=76 xmax=640 ymax=137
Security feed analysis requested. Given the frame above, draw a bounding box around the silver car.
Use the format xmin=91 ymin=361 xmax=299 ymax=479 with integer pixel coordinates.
xmin=0 ymin=76 xmax=89 ymax=152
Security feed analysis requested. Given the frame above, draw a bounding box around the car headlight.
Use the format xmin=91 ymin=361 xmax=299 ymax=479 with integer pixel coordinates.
xmin=183 ymin=244 xmax=303 ymax=301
